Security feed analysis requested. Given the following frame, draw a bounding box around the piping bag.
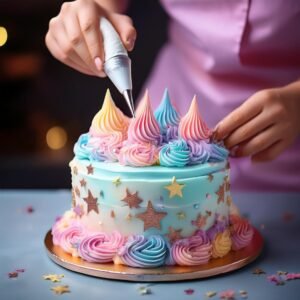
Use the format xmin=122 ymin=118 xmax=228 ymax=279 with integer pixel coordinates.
xmin=100 ymin=17 xmax=135 ymax=117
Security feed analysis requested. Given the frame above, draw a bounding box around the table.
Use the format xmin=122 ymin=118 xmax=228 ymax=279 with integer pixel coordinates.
xmin=0 ymin=190 xmax=299 ymax=299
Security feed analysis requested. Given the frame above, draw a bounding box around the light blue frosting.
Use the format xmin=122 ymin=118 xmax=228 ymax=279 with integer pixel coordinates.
xmin=73 ymin=133 xmax=93 ymax=160
xmin=159 ymin=139 xmax=190 ymax=167
xmin=208 ymin=143 xmax=229 ymax=162
xmin=154 ymin=89 xmax=180 ymax=135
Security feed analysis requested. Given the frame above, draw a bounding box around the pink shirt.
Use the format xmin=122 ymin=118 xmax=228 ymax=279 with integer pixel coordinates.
xmin=143 ymin=0 xmax=300 ymax=192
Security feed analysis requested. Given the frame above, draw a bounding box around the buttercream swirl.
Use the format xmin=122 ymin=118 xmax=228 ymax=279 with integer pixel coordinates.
xmin=207 ymin=220 xmax=228 ymax=241
xmin=211 ymin=229 xmax=232 ymax=258
xmin=187 ymin=140 xmax=211 ymax=164
xmin=171 ymin=232 xmax=212 ymax=266
xmin=165 ymin=125 xmax=179 ymax=142
xmin=179 ymin=96 xmax=211 ymax=141
xmin=229 ymin=215 xmax=254 ymax=251
xmin=127 ymin=90 xmax=161 ymax=145
xmin=89 ymin=89 xmax=129 ymax=138
xmin=118 ymin=143 xmax=158 ymax=167
xmin=116 ymin=235 xmax=169 ymax=268
xmin=73 ymin=133 xmax=93 ymax=160
xmin=78 ymin=231 xmax=126 ymax=263
xmin=159 ymin=139 xmax=190 ymax=167
xmin=208 ymin=143 xmax=229 ymax=162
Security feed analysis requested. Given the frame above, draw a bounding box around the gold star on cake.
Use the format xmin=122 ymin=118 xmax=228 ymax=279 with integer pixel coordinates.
xmin=86 ymin=164 xmax=94 ymax=174
xmin=112 ymin=176 xmax=121 ymax=187
xmin=207 ymin=174 xmax=214 ymax=182
xmin=192 ymin=213 xmax=207 ymax=228
xmin=166 ymin=226 xmax=182 ymax=243
xmin=136 ymin=201 xmax=167 ymax=231
xmin=83 ymin=190 xmax=99 ymax=214
xmin=43 ymin=274 xmax=64 ymax=282
xmin=74 ymin=186 xmax=80 ymax=197
xmin=79 ymin=178 xmax=87 ymax=188
xmin=176 ymin=211 xmax=186 ymax=220
xmin=164 ymin=177 xmax=185 ymax=198
xmin=216 ymin=183 xmax=225 ymax=204
xmin=122 ymin=188 xmax=143 ymax=209
xmin=51 ymin=285 xmax=70 ymax=295
xmin=73 ymin=166 xmax=78 ymax=175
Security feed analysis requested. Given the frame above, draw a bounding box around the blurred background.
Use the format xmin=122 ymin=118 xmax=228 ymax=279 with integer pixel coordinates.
xmin=0 ymin=0 xmax=168 ymax=188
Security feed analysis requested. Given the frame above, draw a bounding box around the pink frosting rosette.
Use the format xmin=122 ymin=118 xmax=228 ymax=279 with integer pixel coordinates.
xmin=230 ymin=215 xmax=254 ymax=251
xmin=171 ymin=231 xmax=212 ymax=266
xmin=78 ymin=231 xmax=126 ymax=263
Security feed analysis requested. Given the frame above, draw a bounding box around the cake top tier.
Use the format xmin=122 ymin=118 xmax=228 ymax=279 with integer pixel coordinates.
xmin=74 ymin=89 xmax=228 ymax=167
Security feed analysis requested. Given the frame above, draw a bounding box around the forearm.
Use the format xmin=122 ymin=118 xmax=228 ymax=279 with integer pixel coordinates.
xmin=94 ymin=0 xmax=130 ymax=13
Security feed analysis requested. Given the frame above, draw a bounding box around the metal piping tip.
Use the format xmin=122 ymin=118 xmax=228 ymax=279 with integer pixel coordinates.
xmin=123 ymin=89 xmax=135 ymax=118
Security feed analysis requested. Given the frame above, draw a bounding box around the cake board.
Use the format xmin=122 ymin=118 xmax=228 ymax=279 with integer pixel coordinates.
xmin=44 ymin=228 xmax=263 ymax=282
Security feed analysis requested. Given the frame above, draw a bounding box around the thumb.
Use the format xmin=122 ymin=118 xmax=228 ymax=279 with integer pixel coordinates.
xmin=107 ymin=13 xmax=137 ymax=51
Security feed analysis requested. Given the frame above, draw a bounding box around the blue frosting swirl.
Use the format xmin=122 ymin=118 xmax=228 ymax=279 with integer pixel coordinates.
xmin=159 ymin=139 xmax=190 ymax=167
xmin=118 ymin=235 xmax=169 ymax=268
xmin=187 ymin=140 xmax=210 ymax=164
xmin=73 ymin=133 xmax=93 ymax=160
xmin=208 ymin=143 xmax=229 ymax=162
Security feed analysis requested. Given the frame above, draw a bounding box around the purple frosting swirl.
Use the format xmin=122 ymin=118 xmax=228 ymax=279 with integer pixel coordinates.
xmin=187 ymin=140 xmax=211 ymax=164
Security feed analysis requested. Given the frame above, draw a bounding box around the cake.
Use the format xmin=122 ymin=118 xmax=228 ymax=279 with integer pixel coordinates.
xmin=52 ymin=89 xmax=254 ymax=268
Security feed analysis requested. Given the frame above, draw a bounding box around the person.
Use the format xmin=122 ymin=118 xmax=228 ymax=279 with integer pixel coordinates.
xmin=45 ymin=0 xmax=300 ymax=191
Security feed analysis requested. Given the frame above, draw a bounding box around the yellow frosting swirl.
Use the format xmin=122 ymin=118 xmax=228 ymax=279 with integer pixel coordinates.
xmin=212 ymin=229 xmax=232 ymax=258
xmin=90 ymin=89 xmax=129 ymax=137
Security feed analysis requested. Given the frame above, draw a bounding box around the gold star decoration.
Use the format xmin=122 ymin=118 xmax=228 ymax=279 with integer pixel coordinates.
xmin=83 ymin=190 xmax=99 ymax=214
xmin=164 ymin=177 xmax=185 ymax=198
xmin=166 ymin=226 xmax=182 ymax=243
xmin=192 ymin=213 xmax=208 ymax=228
xmin=73 ymin=166 xmax=78 ymax=175
xmin=51 ymin=285 xmax=70 ymax=295
xmin=112 ymin=176 xmax=121 ymax=187
xmin=80 ymin=178 xmax=87 ymax=188
xmin=74 ymin=186 xmax=80 ymax=197
xmin=43 ymin=274 xmax=64 ymax=283
xmin=110 ymin=210 xmax=115 ymax=218
xmin=216 ymin=183 xmax=225 ymax=204
xmin=86 ymin=164 xmax=94 ymax=174
xmin=252 ymin=268 xmax=266 ymax=275
xmin=176 ymin=211 xmax=186 ymax=220
xmin=125 ymin=213 xmax=133 ymax=221
xmin=207 ymin=174 xmax=214 ymax=182
xmin=122 ymin=188 xmax=143 ymax=209
xmin=136 ymin=201 xmax=167 ymax=231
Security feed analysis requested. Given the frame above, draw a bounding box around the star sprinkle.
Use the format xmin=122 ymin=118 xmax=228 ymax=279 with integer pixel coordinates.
xmin=74 ymin=186 xmax=80 ymax=197
xmin=43 ymin=274 xmax=64 ymax=283
xmin=137 ymin=286 xmax=151 ymax=295
xmin=71 ymin=189 xmax=76 ymax=207
xmin=164 ymin=176 xmax=185 ymax=198
xmin=136 ymin=201 xmax=167 ymax=231
xmin=207 ymin=174 xmax=214 ymax=182
xmin=112 ymin=176 xmax=121 ymax=187
xmin=219 ymin=289 xmax=235 ymax=299
xmin=83 ymin=189 xmax=99 ymax=214
xmin=26 ymin=205 xmax=35 ymax=213
xmin=267 ymin=275 xmax=285 ymax=285
xmin=285 ymin=273 xmax=300 ymax=280
xmin=239 ymin=290 xmax=248 ymax=298
xmin=73 ymin=166 xmax=78 ymax=175
xmin=126 ymin=213 xmax=133 ymax=221
xmin=111 ymin=210 xmax=115 ymax=218
xmin=51 ymin=285 xmax=70 ymax=295
xmin=277 ymin=270 xmax=288 ymax=276
xmin=73 ymin=205 xmax=84 ymax=217
xmin=86 ymin=164 xmax=94 ymax=175
xmin=216 ymin=183 xmax=225 ymax=204
xmin=166 ymin=226 xmax=182 ymax=243
xmin=191 ymin=213 xmax=207 ymax=228
xmin=177 ymin=211 xmax=186 ymax=220
xmin=122 ymin=188 xmax=143 ymax=209
xmin=184 ymin=288 xmax=194 ymax=295
xmin=206 ymin=291 xmax=217 ymax=298
xmin=80 ymin=178 xmax=87 ymax=188
xmin=252 ymin=268 xmax=266 ymax=275
xmin=8 ymin=272 xmax=18 ymax=278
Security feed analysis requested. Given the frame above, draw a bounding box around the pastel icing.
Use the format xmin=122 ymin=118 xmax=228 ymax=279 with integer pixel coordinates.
xmin=179 ymin=95 xmax=211 ymax=141
xmin=187 ymin=140 xmax=210 ymax=164
xmin=209 ymin=143 xmax=229 ymax=162
xmin=73 ymin=133 xmax=93 ymax=160
xmin=211 ymin=229 xmax=232 ymax=258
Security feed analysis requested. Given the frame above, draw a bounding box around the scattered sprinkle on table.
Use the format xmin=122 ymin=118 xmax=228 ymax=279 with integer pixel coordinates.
xmin=51 ymin=285 xmax=70 ymax=295
xmin=206 ymin=291 xmax=217 ymax=297
xmin=219 ymin=289 xmax=235 ymax=299
xmin=184 ymin=288 xmax=194 ymax=295
xmin=252 ymin=268 xmax=266 ymax=275
xmin=43 ymin=274 xmax=64 ymax=282
xmin=137 ymin=286 xmax=151 ymax=295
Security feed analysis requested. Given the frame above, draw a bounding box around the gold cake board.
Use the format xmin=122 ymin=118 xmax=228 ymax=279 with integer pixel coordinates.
xmin=44 ymin=229 xmax=263 ymax=282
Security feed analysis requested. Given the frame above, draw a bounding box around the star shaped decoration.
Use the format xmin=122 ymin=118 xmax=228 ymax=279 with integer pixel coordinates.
xmin=125 ymin=213 xmax=133 ymax=221
xmin=136 ymin=201 xmax=167 ymax=231
xmin=86 ymin=164 xmax=94 ymax=175
xmin=226 ymin=195 xmax=232 ymax=206
xmin=206 ymin=210 xmax=212 ymax=217
xmin=83 ymin=190 xmax=99 ymax=214
xmin=164 ymin=176 xmax=185 ymax=198
xmin=79 ymin=178 xmax=87 ymax=188
xmin=71 ymin=189 xmax=76 ymax=208
xmin=43 ymin=274 xmax=64 ymax=282
xmin=110 ymin=210 xmax=115 ymax=218
xmin=252 ymin=268 xmax=266 ymax=275
xmin=122 ymin=188 xmax=143 ymax=209
xmin=207 ymin=174 xmax=214 ymax=182
xmin=176 ymin=211 xmax=186 ymax=220
xmin=72 ymin=166 xmax=78 ymax=175
xmin=74 ymin=186 xmax=80 ymax=197
xmin=166 ymin=226 xmax=182 ymax=243
xmin=8 ymin=272 xmax=18 ymax=278
xmin=112 ymin=176 xmax=121 ymax=187
xmin=51 ymin=285 xmax=70 ymax=295
xmin=73 ymin=205 xmax=84 ymax=217
xmin=191 ymin=213 xmax=207 ymax=228
xmin=216 ymin=183 xmax=225 ymax=204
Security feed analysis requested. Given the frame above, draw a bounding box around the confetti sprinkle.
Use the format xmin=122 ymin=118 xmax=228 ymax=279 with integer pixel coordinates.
xmin=83 ymin=190 xmax=99 ymax=214
xmin=112 ymin=176 xmax=121 ymax=187
xmin=164 ymin=176 xmax=185 ymax=198
xmin=267 ymin=275 xmax=285 ymax=286
xmin=43 ymin=274 xmax=64 ymax=283
xmin=8 ymin=272 xmax=18 ymax=278
xmin=80 ymin=178 xmax=87 ymax=188
xmin=125 ymin=213 xmax=133 ymax=221
xmin=176 ymin=211 xmax=186 ymax=220
xmin=51 ymin=285 xmax=70 ymax=295
xmin=285 ymin=273 xmax=300 ymax=280
xmin=138 ymin=286 xmax=151 ymax=295
xmin=252 ymin=268 xmax=266 ymax=275
xmin=16 ymin=269 xmax=25 ymax=273
xmin=110 ymin=210 xmax=115 ymax=218
xmin=277 ymin=271 xmax=288 ymax=276
xmin=26 ymin=206 xmax=35 ymax=213
xmin=219 ymin=289 xmax=235 ymax=299
xmin=206 ymin=291 xmax=217 ymax=298
xmin=239 ymin=290 xmax=248 ymax=298
xmin=184 ymin=288 xmax=194 ymax=295
xmin=73 ymin=205 xmax=84 ymax=217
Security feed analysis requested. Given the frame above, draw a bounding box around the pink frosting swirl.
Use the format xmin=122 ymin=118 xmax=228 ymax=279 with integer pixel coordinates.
xmin=230 ymin=215 xmax=254 ymax=251
xmin=179 ymin=96 xmax=211 ymax=141
xmin=171 ymin=232 xmax=212 ymax=266
xmin=127 ymin=90 xmax=161 ymax=145
xmin=118 ymin=143 xmax=159 ymax=167
xmin=78 ymin=231 xmax=126 ymax=263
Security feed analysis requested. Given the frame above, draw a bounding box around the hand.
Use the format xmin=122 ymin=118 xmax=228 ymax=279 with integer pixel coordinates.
xmin=214 ymin=82 xmax=300 ymax=162
xmin=45 ymin=0 xmax=136 ymax=77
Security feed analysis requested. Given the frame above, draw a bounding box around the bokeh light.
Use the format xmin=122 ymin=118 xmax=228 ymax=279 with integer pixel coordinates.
xmin=46 ymin=126 xmax=68 ymax=150
xmin=0 ymin=26 xmax=8 ymax=47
